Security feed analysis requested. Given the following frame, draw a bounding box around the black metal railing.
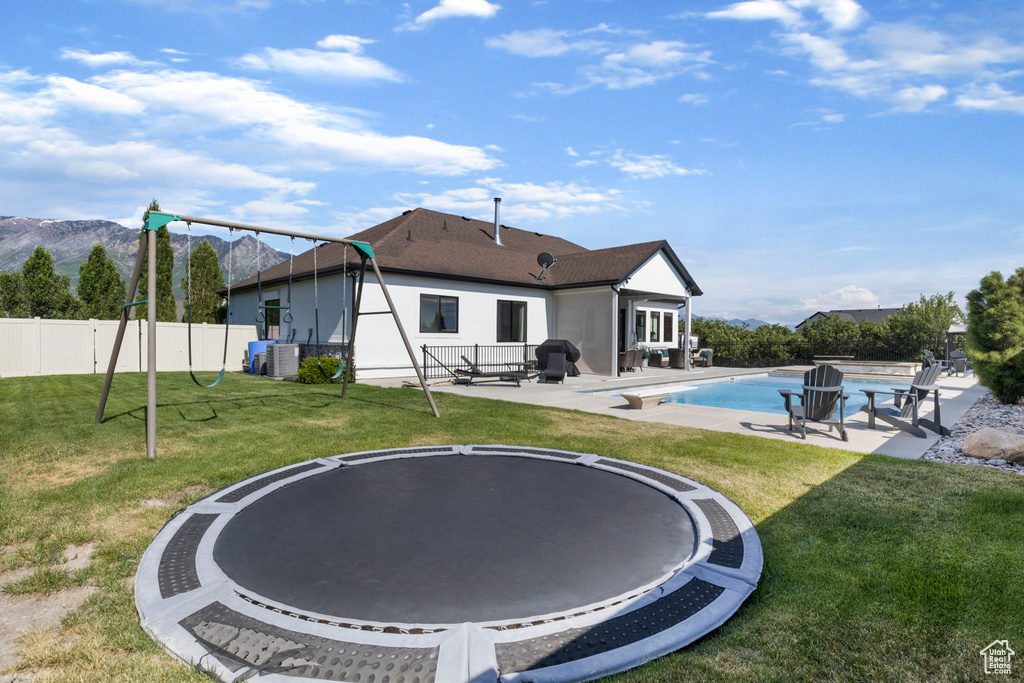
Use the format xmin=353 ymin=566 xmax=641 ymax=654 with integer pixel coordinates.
xmin=708 ymin=334 xmax=967 ymax=369
xmin=422 ymin=344 xmax=539 ymax=379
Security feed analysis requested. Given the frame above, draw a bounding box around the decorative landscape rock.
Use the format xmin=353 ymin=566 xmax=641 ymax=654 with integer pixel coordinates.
xmin=923 ymin=394 xmax=1024 ymax=476
xmin=963 ymin=427 xmax=1024 ymax=463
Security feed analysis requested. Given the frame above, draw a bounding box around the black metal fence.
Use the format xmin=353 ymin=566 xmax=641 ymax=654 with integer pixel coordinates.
xmin=422 ymin=344 xmax=539 ymax=379
xmin=298 ymin=343 xmax=350 ymax=364
xmin=710 ymin=334 xmax=967 ymax=369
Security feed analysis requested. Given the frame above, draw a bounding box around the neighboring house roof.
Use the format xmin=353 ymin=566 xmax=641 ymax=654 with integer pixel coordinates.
xmin=796 ymin=307 xmax=902 ymax=328
xmin=229 ymin=208 xmax=702 ymax=295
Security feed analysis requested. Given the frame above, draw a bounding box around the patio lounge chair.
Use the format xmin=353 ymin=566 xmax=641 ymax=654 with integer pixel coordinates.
xmin=648 ymin=349 xmax=668 ymax=368
xmin=667 ymin=348 xmax=688 ymax=369
xmin=455 ymin=355 xmax=537 ymax=387
xmin=619 ymin=348 xmax=640 ymax=372
xmin=949 ymin=349 xmax=971 ymax=377
xmin=860 ymin=364 xmax=948 ymax=437
xmin=543 ymin=352 xmax=567 ymax=384
xmin=778 ymin=364 xmax=850 ymax=441
xmin=693 ymin=348 xmax=714 ymax=368
xmin=922 ymin=349 xmax=949 ymax=373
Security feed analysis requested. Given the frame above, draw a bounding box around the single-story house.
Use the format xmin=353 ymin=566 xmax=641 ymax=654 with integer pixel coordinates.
xmin=228 ymin=206 xmax=702 ymax=379
xmin=795 ymin=307 xmax=902 ymax=330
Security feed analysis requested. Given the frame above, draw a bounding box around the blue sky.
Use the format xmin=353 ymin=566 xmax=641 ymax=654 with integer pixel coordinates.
xmin=2 ymin=0 xmax=1021 ymax=323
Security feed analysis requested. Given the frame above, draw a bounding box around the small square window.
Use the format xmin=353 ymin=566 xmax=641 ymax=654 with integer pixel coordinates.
xmin=420 ymin=294 xmax=459 ymax=333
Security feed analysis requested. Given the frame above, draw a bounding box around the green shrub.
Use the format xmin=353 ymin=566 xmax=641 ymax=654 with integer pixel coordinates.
xmin=966 ymin=268 xmax=1024 ymax=404
xmin=296 ymin=356 xmax=353 ymax=384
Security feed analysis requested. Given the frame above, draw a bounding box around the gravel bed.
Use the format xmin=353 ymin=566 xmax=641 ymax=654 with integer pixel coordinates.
xmin=922 ymin=393 xmax=1024 ymax=475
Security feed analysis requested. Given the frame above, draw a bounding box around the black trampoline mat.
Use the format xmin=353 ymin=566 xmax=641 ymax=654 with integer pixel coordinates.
xmin=213 ymin=455 xmax=696 ymax=624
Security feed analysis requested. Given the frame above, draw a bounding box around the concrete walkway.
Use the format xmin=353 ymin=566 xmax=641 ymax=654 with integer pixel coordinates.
xmin=368 ymin=367 xmax=985 ymax=459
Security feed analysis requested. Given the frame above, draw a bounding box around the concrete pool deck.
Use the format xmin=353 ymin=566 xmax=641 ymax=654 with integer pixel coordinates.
xmin=367 ymin=367 xmax=985 ymax=459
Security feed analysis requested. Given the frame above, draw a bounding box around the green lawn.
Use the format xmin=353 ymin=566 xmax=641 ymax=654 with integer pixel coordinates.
xmin=1 ymin=372 xmax=1022 ymax=682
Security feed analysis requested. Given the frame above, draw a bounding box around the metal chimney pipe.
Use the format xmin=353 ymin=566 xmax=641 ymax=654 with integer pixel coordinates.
xmin=493 ymin=197 xmax=503 ymax=246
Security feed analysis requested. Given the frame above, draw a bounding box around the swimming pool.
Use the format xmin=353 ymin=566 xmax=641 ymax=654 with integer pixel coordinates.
xmin=646 ymin=374 xmax=899 ymax=415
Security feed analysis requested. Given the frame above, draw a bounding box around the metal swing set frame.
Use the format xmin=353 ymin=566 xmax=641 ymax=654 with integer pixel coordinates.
xmin=95 ymin=211 xmax=439 ymax=459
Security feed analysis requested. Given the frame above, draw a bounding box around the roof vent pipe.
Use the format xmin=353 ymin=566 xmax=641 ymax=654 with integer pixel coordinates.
xmin=493 ymin=197 xmax=503 ymax=247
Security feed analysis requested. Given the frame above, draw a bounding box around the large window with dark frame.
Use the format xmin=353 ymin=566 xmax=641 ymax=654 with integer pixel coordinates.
xmin=635 ymin=311 xmax=646 ymax=344
xmin=419 ymin=294 xmax=459 ymax=333
xmin=650 ymin=311 xmax=661 ymax=343
xmin=497 ymin=300 xmax=527 ymax=342
xmin=664 ymin=313 xmax=675 ymax=345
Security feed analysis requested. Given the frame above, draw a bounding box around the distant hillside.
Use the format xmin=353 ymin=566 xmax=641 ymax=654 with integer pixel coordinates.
xmin=0 ymin=216 xmax=288 ymax=298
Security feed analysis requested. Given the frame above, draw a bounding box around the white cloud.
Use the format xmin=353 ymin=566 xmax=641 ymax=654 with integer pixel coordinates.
xmin=708 ymin=1 xmax=1024 ymax=114
xmin=91 ymin=69 xmax=497 ymax=174
xmin=43 ymin=76 xmax=146 ymax=115
xmin=799 ymin=284 xmax=879 ymax=311
xmin=955 ymin=83 xmax=1024 ymax=113
xmin=888 ymin=84 xmax=947 ymax=112
xmin=679 ymin=93 xmax=709 ymax=105
xmin=235 ymin=46 xmax=402 ymax=82
xmin=566 ymin=146 xmax=579 ymax=156
xmin=400 ymin=0 xmax=500 ymax=31
xmin=707 ymin=0 xmax=803 ymax=28
xmin=807 ymin=0 xmax=866 ymax=31
xmin=333 ymin=178 xmax=625 ymax=232
xmin=316 ymin=34 xmax=375 ymax=53
xmin=59 ymin=48 xmax=150 ymax=69
xmin=489 ymin=27 xmax=711 ymax=93
xmin=608 ymin=151 xmax=707 ymax=179
xmin=486 ymin=29 xmax=576 ymax=57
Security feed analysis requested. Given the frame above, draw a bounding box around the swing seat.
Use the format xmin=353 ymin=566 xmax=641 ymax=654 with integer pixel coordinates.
xmin=189 ymin=367 xmax=227 ymax=388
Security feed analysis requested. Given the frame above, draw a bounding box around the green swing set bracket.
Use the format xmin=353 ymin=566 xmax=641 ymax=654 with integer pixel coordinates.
xmin=145 ymin=212 xmax=181 ymax=232
xmin=350 ymin=241 xmax=374 ymax=259
xmin=124 ymin=299 xmax=148 ymax=309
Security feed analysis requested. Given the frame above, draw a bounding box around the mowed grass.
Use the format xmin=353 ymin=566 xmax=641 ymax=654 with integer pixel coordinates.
xmin=0 ymin=371 xmax=1022 ymax=682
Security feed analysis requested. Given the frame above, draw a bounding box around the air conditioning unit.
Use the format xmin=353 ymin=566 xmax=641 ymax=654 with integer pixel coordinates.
xmin=267 ymin=344 xmax=300 ymax=378
xmin=253 ymin=352 xmax=267 ymax=376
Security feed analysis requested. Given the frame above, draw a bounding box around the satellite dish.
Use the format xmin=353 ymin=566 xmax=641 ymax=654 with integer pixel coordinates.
xmin=537 ymin=252 xmax=555 ymax=268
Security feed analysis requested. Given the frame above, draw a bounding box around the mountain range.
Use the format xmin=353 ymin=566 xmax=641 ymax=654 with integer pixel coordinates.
xmin=0 ymin=216 xmax=289 ymax=299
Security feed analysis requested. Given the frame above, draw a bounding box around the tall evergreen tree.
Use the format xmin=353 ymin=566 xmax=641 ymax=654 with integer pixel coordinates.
xmin=966 ymin=268 xmax=1024 ymax=404
xmin=0 ymin=270 xmax=29 ymax=318
xmin=78 ymin=244 xmax=127 ymax=319
xmin=21 ymin=246 xmax=82 ymax=319
xmin=181 ymin=239 xmax=226 ymax=324
xmin=137 ymin=199 xmax=176 ymax=321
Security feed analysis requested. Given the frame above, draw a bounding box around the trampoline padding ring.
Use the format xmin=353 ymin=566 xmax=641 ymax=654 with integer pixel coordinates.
xmin=136 ymin=445 xmax=762 ymax=683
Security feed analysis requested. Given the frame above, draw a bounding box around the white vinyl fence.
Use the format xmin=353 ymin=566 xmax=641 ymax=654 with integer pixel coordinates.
xmin=0 ymin=317 xmax=259 ymax=378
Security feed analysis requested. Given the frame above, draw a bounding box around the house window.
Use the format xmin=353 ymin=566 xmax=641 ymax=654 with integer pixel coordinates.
xmin=497 ymin=300 xmax=527 ymax=342
xmin=635 ymin=311 xmax=646 ymax=344
xmin=650 ymin=312 xmax=660 ymax=343
xmin=264 ymin=298 xmax=280 ymax=340
xmin=664 ymin=313 xmax=674 ymax=345
xmin=420 ymin=294 xmax=459 ymax=333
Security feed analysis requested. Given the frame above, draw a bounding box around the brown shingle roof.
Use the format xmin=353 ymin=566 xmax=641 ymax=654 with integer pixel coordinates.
xmin=230 ymin=208 xmax=701 ymax=295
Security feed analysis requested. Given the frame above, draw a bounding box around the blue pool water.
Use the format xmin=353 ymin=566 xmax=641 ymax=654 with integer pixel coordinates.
xmin=658 ymin=374 xmax=900 ymax=415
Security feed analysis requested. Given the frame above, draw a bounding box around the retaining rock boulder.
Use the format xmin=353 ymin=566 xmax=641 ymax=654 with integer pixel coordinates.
xmin=963 ymin=427 xmax=1024 ymax=465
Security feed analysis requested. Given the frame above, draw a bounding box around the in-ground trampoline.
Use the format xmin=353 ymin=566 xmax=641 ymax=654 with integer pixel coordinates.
xmin=137 ymin=445 xmax=762 ymax=683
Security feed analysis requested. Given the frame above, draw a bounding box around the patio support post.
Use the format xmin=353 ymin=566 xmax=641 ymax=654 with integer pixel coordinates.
xmin=611 ymin=286 xmax=619 ymax=378
xmin=684 ymin=293 xmax=692 ymax=371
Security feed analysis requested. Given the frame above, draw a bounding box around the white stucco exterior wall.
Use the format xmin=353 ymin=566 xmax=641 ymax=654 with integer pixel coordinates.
xmin=620 ymin=251 xmax=689 ymax=298
xmin=230 ymin=273 xmax=554 ymax=379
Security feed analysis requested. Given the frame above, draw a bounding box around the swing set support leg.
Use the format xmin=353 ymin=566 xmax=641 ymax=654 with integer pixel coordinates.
xmin=368 ymin=257 xmax=439 ymax=419
xmin=95 ymin=229 xmax=149 ymax=425
xmin=341 ymin=258 xmax=366 ymax=401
